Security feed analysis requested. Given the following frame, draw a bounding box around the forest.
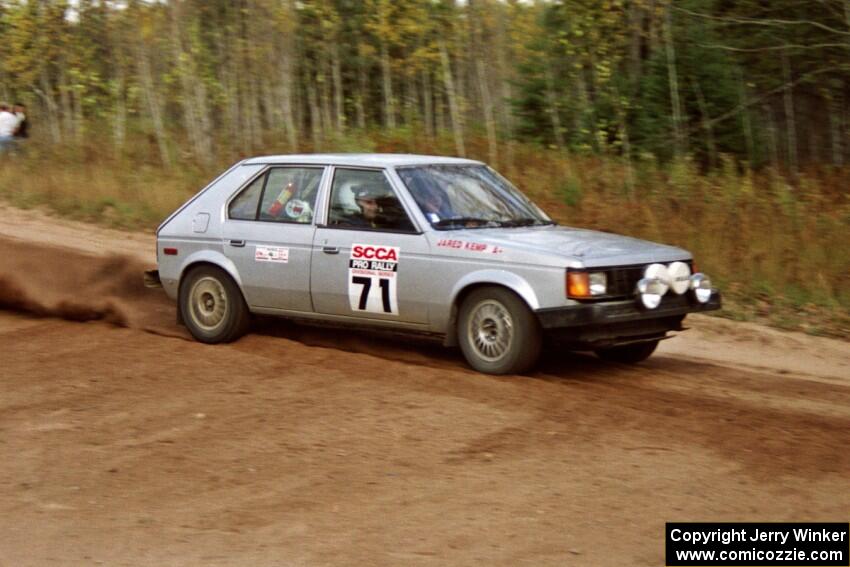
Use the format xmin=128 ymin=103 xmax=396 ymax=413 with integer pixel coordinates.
xmin=0 ymin=0 xmax=848 ymax=335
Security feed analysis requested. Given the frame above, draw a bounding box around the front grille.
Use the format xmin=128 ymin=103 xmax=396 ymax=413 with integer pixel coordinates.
xmin=572 ymin=261 xmax=693 ymax=301
xmin=605 ymin=265 xmax=646 ymax=298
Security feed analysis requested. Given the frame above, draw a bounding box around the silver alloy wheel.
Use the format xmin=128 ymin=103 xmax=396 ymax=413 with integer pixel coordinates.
xmin=467 ymin=299 xmax=514 ymax=362
xmin=188 ymin=276 xmax=228 ymax=332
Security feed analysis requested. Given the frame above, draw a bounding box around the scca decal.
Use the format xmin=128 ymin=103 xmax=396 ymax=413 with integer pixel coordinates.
xmin=351 ymin=245 xmax=398 ymax=262
xmin=348 ymin=243 xmax=400 ymax=315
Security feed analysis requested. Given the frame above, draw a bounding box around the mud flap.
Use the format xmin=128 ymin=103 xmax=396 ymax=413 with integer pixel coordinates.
xmin=143 ymin=270 xmax=162 ymax=288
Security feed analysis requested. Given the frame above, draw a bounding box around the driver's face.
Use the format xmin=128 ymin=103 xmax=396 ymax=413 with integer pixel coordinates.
xmin=424 ymin=193 xmax=443 ymax=212
xmin=357 ymin=197 xmax=379 ymax=219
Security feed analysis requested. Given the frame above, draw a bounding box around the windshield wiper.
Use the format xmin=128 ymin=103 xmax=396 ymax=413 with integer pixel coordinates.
xmin=432 ymin=217 xmax=495 ymax=229
xmin=498 ymin=218 xmax=547 ymax=227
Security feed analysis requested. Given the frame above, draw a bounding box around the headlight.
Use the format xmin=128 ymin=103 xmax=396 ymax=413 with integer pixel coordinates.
xmin=643 ymin=263 xmax=670 ymax=296
xmin=668 ymin=261 xmax=691 ymax=295
xmin=588 ymin=272 xmax=607 ymax=296
xmin=690 ymin=273 xmax=712 ymax=303
xmin=637 ymin=277 xmax=666 ymax=309
xmin=567 ymin=271 xmax=607 ymax=298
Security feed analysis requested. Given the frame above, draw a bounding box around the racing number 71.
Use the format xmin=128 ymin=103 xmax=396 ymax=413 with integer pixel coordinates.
xmin=352 ymin=276 xmax=392 ymax=313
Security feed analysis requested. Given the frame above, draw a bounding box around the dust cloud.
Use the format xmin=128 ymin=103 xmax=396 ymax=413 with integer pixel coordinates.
xmin=0 ymin=237 xmax=177 ymax=332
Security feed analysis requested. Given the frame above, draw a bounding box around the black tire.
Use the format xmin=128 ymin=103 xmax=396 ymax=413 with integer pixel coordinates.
xmin=457 ymin=287 xmax=542 ymax=375
xmin=595 ymin=340 xmax=659 ymax=364
xmin=179 ymin=265 xmax=250 ymax=344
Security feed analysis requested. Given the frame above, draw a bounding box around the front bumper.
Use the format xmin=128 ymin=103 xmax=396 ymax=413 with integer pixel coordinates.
xmin=536 ymin=291 xmax=722 ymax=330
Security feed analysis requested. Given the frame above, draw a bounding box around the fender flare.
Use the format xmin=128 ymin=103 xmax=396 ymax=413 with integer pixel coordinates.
xmin=443 ymin=270 xmax=540 ymax=346
xmin=178 ymin=250 xmax=245 ymax=291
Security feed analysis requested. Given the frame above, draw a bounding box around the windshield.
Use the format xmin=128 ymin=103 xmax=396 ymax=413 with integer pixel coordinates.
xmin=396 ymin=165 xmax=553 ymax=230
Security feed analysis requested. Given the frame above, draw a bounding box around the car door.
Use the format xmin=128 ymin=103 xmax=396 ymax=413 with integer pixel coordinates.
xmin=222 ymin=165 xmax=327 ymax=312
xmin=310 ymin=167 xmax=431 ymax=324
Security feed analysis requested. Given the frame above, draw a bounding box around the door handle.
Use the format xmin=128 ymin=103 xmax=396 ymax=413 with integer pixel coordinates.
xmin=322 ymin=246 xmax=340 ymax=255
xmin=229 ymin=239 xmax=246 ymax=248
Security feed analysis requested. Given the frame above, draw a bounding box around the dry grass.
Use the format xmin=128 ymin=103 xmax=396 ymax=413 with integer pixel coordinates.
xmin=1 ymin=132 xmax=848 ymax=337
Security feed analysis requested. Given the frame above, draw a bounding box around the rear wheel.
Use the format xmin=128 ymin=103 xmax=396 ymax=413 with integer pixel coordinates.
xmin=179 ymin=265 xmax=250 ymax=343
xmin=458 ymin=287 xmax=542 ymax=375
xmin=595 ymin=340 xmax=659 ymax=364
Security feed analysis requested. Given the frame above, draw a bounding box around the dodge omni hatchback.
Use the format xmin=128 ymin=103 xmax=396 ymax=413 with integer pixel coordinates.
xmin=148 ymin=154 xmax=721 ymax=374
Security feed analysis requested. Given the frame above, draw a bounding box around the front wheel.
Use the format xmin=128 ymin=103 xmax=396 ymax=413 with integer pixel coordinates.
xmin=457 ymin=287 xmax=542 ymax=375
xmin=179 ymin=265 xmax=250 ymax=344
xmin=595 ymin=340 xmax=659 ymax=364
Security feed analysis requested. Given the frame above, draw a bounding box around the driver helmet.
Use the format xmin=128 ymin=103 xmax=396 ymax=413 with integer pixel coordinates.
xmin=353 ymin=183 xmax=386 ymax=202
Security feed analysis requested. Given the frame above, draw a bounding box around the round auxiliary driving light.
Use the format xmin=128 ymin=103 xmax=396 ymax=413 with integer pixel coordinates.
xmin=643 ymin=263 xmax=670 ymax=296
xmin=690 ymin=273 xmax=712 ymax=304
xmin=637 ymin=277 xmax=664 ymax=309
xmin=668 ymin=261 xmax=692 ymax=295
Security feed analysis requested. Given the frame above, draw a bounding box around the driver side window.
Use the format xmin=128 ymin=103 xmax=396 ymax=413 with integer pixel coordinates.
xmin=327 ymin=168 xmax=416 ymax=233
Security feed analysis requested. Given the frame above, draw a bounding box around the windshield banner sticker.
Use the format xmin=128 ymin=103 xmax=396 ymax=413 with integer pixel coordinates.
xmin=255 ymin=246 xmax=290 ymax=263
xmin=348 ymin=244 xmax=399 ymax=315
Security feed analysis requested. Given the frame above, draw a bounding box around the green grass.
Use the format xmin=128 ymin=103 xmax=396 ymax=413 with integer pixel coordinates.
xmin=1 ymin=132 xmax=848 ymax=337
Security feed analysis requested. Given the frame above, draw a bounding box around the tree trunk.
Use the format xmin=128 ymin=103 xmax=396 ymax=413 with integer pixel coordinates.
xmin=318 ymin=53 xmax=333 ymax=140
xmin=628 ymin=0 xmax=645 ymax=86
xmin=112 ymin=67 xmax=127 ymax=153
xmin=614 ymin=85 xmax=635 ymax=196
xmin=422 ymin=69 xmax=433 ymax=137
xmin=248 ymin=74 xmax=264 ymax=152
xmin=782 ymin=53 xmax=798 ymax=179
xmin=134 ymin=40 xmax=171 ymax=167
xmin=278 ymin=40 xmax=298 ymax=150
xmin=663 ymin=5 xmax=686 ymax=157
xmin=405 ymin=65 xmax=418 ymax=127
xmin=544 ymin=62 xmax=565 ymax=149
xmin=332 ymin=41 xmax=344 ymax=133
xmin=828 ymin=88 xmax=844 ymax=166
xmin=692 ymin=76 xmax=717 ymax=169
xmin=477 ymin=57 xmax=498 ymax=166
xmin=380 ymin=38 xmax=395 ymax=129
xmin=37 ymin=71 xmax=62 ymax=143
xmin=307 ymin=70 xmax=322 ymax=151
xmin=356 ymin=57 xmax=367 ymax=130
xmin=435 ymin=86 xmax=446 ymax=134
xmin=170 ymin=4 xmax=213 ymax=166
xmin=763 ymin=104 xmax=780 ymax=172
xmin=440 ymin=41 xmax=465 ymax=156
xmin=647 ymin=0 xmax=661 ymax=52
xmin=223 ymin=61 xmax=240 ymax=156
xmin=58 ymin=68 xmax=74 ymax=142
xmin=72 ymin=85 xmax=85 ymax=144
xmin=736 ymin=66 xmax=755 ymax=167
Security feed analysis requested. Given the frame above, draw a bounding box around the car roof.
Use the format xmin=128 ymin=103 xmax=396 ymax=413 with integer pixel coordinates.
xmin=241 ymin=153 xmax=483 ymax=168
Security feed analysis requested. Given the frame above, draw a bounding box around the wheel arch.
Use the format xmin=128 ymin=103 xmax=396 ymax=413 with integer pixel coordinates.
xmin=178 ymin=251 xmax=244 ymax=291
xmin=177 ymin=253 xmax=247 ymax=324
xmin=443 ymin=271 xmax=539 ymax=347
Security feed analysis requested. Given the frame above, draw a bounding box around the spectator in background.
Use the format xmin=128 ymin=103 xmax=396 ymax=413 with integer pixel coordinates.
xmin=13 ymin=103 xmax=27 ymax=141
xmin=0 ymin=103 xmax=19 ymax=153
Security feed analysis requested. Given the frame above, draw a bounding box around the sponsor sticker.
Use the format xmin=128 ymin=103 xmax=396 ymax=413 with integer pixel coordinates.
xmin=285 ymin=198 xmax=308 ymax=219
xmin=348 ymin=243 xmax=399 ymax=315
xmin=255 ymin=246 xmax=290 ymax=263
xmin=436 ymin=238 xmax=504 ymax=254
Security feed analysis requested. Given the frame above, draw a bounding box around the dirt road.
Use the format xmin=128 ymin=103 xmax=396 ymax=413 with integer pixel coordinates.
xmin=1 ymin=206 xmax=848 ymax=566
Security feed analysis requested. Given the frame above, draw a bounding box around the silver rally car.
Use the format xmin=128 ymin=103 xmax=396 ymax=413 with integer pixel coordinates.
xmin=148 ymin=153 xmax=721 ymax=374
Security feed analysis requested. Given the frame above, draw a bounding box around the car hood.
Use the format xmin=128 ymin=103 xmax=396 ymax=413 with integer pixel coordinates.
xmin=443 ymin=225 xmax=690 ymax=267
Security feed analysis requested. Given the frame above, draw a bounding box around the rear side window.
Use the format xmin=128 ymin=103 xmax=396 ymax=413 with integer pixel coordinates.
xmin=228 ymin=167 xmax=324 ymax=224
xmin=228 ymin=174 xmax=264 ymax=220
